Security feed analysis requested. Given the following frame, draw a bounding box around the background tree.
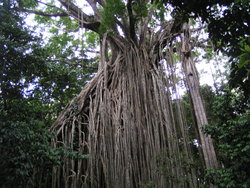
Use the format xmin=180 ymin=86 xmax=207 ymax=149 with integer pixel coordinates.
xmin=204 ymin=89 xmax=250 ymax=187
xmin=160 ymin=0 xmax=250 ymax=106
xmin=0 ymin=1 xmax=95 ymax=186
xmin=0 ymin=4 xmax=58 ymax=186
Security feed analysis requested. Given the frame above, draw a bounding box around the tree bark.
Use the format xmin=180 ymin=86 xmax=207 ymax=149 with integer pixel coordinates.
xmin=180 ymin=22 xmax=218 ymax=170
xmin=50 ymin=31 xmax=202 ymax=187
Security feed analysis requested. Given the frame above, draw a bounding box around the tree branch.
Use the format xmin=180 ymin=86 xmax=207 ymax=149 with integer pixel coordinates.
xmin=58 ymin=0 xmax=100 ymax=33
xmin=19 ymin=8 xmax=68 ymax=17
xmin=139 ymin=5 xmax=154 ymax=45
xmin=153 ymin=21 xmax=179 ymax=52
xmin=86 ymin=0 xmax=100 ymax=18
xmin=127 ymin=0 xmax=137 ymax=42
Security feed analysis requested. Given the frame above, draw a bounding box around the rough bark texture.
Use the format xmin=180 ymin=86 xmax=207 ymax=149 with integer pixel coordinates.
xmin=49 ymin=32 xmax=200 ymax=187
xmin=180 ymin=23 xmax=218 ymax=170
xmin=165 ymin=49 xmax=199 ymax=188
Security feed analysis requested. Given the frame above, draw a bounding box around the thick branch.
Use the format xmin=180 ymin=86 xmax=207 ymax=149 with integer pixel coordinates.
xmin=58 ymin=0 xmax=100 ymax=33
xmin=139 ymin=5 xmax=154 ymax=45
xmin=19 ymin=8 xmax=68 ymax=17
xmin=127 ymin=0 xmax=137 ymax=42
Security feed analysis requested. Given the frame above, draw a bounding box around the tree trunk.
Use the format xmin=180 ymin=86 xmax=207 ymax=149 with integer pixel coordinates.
xmin=50 ymin=33 xmax=199 ymax=187
xmin=165 ymin=49 xmax=199 ymax=187
xmin=180 ymin=23 xmax=218 ymax=170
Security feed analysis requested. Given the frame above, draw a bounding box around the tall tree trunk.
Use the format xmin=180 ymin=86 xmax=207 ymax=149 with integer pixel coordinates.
xmin=165 ymin=49 xmax=199 ymax=187
xmin=180 ymin=23 xmax=218 ymax=169
xmin=50 ymin=32 xmax=199 ymax=187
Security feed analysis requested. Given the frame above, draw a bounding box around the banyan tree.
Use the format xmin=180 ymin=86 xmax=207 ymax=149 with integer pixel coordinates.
xmin=48 ymin=0 xmax=218 ymax=187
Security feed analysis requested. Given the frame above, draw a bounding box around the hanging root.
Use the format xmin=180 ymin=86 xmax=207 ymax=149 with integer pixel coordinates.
xmin=50 ymin=43 xmax=198 ymax=188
